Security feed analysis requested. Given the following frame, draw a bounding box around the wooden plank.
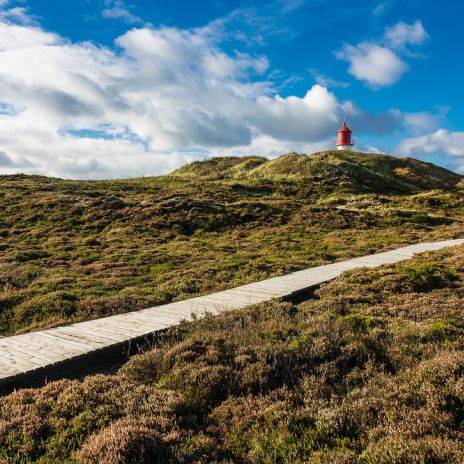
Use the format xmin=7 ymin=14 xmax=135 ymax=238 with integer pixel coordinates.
xmin=0 ymin=354 xmax=39 ymax=373
xmin=37 ymin=332 xmax=99 ymax=353
xmin=43 ymin=328 xmax=114 ymax=347
xmin=55 ymin=326 xmax=125 ymax=345
xmin=46 ymin=329 xmax=109 ymax=348
xmin=120 ymin=312 xmax=183 ymax=325
xmin=0 ymin=340 xmax=58 ymax=364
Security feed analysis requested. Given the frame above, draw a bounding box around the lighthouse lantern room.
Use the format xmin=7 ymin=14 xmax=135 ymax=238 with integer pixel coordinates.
xmin=335 ymin=121 xmax=354 ymax=151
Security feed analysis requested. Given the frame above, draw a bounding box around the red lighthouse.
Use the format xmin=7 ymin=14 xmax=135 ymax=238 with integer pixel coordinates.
xmin=335 ymin=120 xmax=354 ymax=151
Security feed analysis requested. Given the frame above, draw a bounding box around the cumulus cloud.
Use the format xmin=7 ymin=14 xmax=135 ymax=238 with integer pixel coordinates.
xmin=0 ymin=11 xmax=409 ymax=179
xmin=398 ymin=130 xmax=464 ymax=158
xmin=404 ymin=110 xmax=444 ymax=134
xmin=0 ymin=21 xmax=58 ymax=50
xmin=252 ymin=85 xmax=340 ymax=142
xmin=336 ymin=42 xmax=408 ymax=87
xmin=213 ymin=134 xmax=330 ymax=159
xmin=384 ymin=20 xmax=428 ymax=50
xmin=336 ymin=20 xmax=428 ymax=87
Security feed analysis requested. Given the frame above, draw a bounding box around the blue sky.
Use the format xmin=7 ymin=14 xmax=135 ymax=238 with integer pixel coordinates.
xmin=0 ymin=0 xmax=462 ymax=178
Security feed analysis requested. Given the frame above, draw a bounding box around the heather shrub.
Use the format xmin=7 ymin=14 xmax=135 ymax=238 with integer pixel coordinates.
xmin=384 ymin=210 xmax=449 ymax=226
xmin=0 ymin=264 xmax=41 ymax=290
xmin=11 ymin=291 xmax=77 ymax=330
xmin=2 ymin=245 xmax=464 ymax=462
xmin=424 ymin=319 xmax=458 ymax=342
xmin=121 ymin=302 xmax=305 ymax=405
xmin=76 ymin=418 xmax=172 ymax=464
xmin=0 ymin=376 xmax=183 ymax=463
xmin=1 ymin=152 xmax=463 ymax=337
xmin=75 ymin=294 xmax=152 ymax=319
xmin=398 ymin=259 xmax=458 ymax=292
xmin=208 ymin=390 xmax=314 ymax=463
xmin=363 ymin=436 xmax=464 ymax=464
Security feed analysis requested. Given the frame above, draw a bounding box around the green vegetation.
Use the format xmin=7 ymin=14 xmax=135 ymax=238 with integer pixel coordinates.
xmin=1 ymin=151 xmax=464 ymax=462
xmin=397 ymin=260 xmax=458 ymax=292
xmin=2 ymin=245 xmax=464 ymax=463
xmin=0 ymin=151 xmax=463 ymax=336
xmin=173 ymin=151 xmax=461 ymax=193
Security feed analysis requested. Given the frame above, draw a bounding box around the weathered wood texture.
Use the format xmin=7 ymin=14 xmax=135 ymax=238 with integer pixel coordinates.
xmin=1 ymin=239 xmax=462 ymax=390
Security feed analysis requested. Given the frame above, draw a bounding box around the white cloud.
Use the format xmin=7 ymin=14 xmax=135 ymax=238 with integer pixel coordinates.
xmin=309 ymin=70 xmax=350 ymax=88
xmin=404 ymin=111 xmax=444 ymax=133
xmin=398 ymin=130 xmax=464 ymax=158
xmin=0 ymin=21 xmax=58 ymax=50
xmin=0 ymin=0 xmax=38 ymax=26
xmin=384 ymin=20 xmax=428 ymax=50
xmin=102 ymin=0 xmax=141 ymax=24
xmin=0 ymin=6 xmax=34 ymax=25
xmin=212 ymin=134 xmax=330 ymax=159
xmin=336 ymin=42 xmax=408 ymax=87
xmin=252 ymin=85 xmax=343 ymax=142
xmin=336 ymin=20 xmax=428 ymax=87
xmin=0 ymin=14 xmax=407 ymax=179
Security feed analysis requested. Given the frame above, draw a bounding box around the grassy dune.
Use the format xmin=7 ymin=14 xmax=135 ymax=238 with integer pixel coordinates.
xmin=1 ymin=151 xmax=464 ymax=462
xmin=0 ymin=151 xmax=463 ymax=336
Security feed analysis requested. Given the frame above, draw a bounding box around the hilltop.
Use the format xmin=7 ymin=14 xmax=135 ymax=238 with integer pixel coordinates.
xmin=172 ymin=150 xmax=462 ymax=193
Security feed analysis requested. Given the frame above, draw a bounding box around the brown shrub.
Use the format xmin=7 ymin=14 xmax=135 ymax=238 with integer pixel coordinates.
xmin=0 ymin=376 xmax=183 ymax=463
xmin=309 ymin=448 xmax=359 ymax=464
xmin=3 ymin=245 xmax=464 ymax=462
xmin=121 ymin=302 xmax=304 ymax=409
xmin=363 ymin=436 xmax=464 ymax=464
xmin=76 ymin=418 xmax=171 ymax=464
xmin=75 ymin=294 xmax=152 ymax=319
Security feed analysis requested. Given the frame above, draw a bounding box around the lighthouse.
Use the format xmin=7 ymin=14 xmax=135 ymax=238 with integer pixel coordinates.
xmin=335 ymin=120 xmax=354 ymax=151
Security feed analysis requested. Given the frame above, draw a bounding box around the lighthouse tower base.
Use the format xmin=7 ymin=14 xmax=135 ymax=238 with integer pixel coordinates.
xmin=336 ymin=144 xmax=353 ymax=151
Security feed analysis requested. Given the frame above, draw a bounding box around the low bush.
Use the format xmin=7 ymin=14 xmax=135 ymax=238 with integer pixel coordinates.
xmin=76 ymin=418 xmax=171 ymax=464
xmin=0 ymin=376 xmax=183 ymax=463
xmin=3 ymin=246 xmax=464 ymax=462
xmin=0 ymin=154 xmax=463 ymax=461
xmin=398 ymin=260 xmax=458 ymax=292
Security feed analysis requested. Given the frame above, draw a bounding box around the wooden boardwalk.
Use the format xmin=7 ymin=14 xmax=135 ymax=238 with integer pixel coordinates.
xmin=0 ymin=239 xmax=463 ymax=390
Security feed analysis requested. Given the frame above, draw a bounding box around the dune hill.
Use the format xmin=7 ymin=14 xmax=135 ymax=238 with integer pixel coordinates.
xmin=0 ymin=151 xmax=462 ymax=337
xmin=1 ymin=151 xmax=464 ymax=462
xmin=172 ymin=151 xmax=462 ymax=193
